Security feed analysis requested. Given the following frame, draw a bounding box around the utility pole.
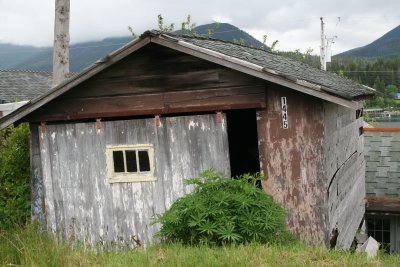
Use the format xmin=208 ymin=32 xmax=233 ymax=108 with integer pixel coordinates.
xmin=53 ymin=0 xmax=70 ymax=87
xmin=320 ymin=17 xmax=326 ymax=71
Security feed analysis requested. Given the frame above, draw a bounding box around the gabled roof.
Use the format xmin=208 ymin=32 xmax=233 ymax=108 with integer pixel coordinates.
xmin=0 ymin=70 xmax=52 ymax=103
xmin=0 ymin=31 xmax=375 ymax=129
xmin=176 ymin=35 xmax=374 ymax=100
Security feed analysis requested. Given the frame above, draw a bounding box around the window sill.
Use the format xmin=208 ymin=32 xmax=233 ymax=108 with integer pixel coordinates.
xmin=109 ymin=175 xmax=156 ymax=183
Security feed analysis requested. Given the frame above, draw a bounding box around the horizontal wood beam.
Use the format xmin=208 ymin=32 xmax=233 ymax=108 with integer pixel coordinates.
xmin=25 ymin=86 xmax=266 ymax=122
xmin=366 ymin=196 xmax=400 ymax=213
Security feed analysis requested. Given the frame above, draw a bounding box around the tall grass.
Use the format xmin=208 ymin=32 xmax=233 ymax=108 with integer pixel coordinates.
xmin=1 ymin=225 xmax=400 ymax=266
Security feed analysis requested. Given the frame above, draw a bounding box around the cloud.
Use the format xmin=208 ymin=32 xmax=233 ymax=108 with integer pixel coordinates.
xmin=0 ymin=0 xmax=399 ymax=53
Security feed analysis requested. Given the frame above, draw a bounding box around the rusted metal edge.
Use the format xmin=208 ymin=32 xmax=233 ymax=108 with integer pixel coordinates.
xmin=364 ymin=128 xmax=400 ymax=132
xmin=154 ymin=115 xmax=161 ymax=127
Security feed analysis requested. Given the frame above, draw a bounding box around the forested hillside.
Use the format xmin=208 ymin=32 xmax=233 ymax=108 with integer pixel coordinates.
xmin=337 ymin=25 xmax=400 ymax=58
xmin=276 ymin=51 xmax=400 ymax=109
xmin=0 ymin=23 xmax=263 ymax=72
xmin=329 ymin=58 xmax=400 ymax=109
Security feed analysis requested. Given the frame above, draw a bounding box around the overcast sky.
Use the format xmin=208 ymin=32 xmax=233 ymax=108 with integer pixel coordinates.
xmin=0 ymin=0 xmax=399 ymax=55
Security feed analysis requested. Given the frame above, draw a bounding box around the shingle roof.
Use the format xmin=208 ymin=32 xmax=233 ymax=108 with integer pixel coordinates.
xmin=365 ymin=130 xmax=400 ymax=197
xmin=0 ymin=70 xmax=52 ymax=103
xmin=162 ymin=32 xmax=375 ymax=100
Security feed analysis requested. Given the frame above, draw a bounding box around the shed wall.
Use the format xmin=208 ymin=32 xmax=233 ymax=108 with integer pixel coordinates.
xmin=324 ymin=102 xmax=365 ymax=249
xmin=35 ymin=114 xmax=230 ymax=247
xmin=258 ymin=86 xmax=328 ymax=245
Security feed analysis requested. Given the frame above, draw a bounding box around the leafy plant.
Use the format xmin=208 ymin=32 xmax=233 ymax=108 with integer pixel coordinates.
xmin=153 ymin=170 xmax=291 ymax=245
xmin=181 ymin=15 xmax=197 ymax=36
xmin=157 ymin=14 xmax=175 ymax=33
xmin=0 ymin=124 xmax=31 ymax=228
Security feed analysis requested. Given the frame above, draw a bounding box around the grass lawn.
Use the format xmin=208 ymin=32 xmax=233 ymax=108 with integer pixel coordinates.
xmin=1 ymin=225 xmax=400 ymax=267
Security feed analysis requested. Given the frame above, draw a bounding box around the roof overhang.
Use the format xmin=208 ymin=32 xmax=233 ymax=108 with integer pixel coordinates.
xmin=0 ymin=32 xmax=363 ymax=130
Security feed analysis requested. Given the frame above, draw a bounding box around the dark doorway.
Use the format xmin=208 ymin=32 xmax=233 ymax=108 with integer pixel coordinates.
xmin=226 ymin=109 xmax=260 ymax=177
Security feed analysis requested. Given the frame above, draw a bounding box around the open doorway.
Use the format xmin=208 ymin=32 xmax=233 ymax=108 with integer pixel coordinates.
xmin=226 ymin=109 xmax=260 ymax=177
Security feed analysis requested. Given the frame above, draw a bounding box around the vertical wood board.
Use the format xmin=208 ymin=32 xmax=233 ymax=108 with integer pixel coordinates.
xmin=39 ymin=114 xmax=230 ymax=246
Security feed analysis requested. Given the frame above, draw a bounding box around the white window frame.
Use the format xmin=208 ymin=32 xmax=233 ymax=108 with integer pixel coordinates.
xmin=106 ymin=144 xmax=155 ymax=183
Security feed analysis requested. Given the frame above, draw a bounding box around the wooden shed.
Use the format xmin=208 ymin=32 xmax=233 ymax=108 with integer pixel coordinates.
xmin=0 ymin=31 xmax=375 ymax=249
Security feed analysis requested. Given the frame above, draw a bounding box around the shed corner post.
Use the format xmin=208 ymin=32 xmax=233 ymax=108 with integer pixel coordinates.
xmin=255 ymin=109 xmax=268 ymax=183
xmin=30 ymin=123 xmax=46 ymax=225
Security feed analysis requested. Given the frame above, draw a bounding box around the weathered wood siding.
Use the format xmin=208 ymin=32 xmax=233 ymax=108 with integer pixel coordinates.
xmin=35 ymin=114 xmax=230 ymax=247
xmin=257 ymin=85 xmax=364 ymax=248
xmin=258 ymin=85 xmax=328 ymax=245
xmin=30 ymin=123 xmax=45 ymax=223
xmin=25 ymin=44 xmax=265 ymax=123
xmin=324 ymin=102 xmax=365 ymax=249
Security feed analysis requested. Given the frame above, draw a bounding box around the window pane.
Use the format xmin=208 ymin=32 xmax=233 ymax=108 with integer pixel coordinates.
xmin=113 ymin=151 xmax=125 ymax=173
xmin=383 ymin=219 xmax=390 ymax=229
xmin=138 ymin=150 xmax=150 ymax=172
xmin=126 ymin=150 xmax=138 ymax=172
xmin=374 ymin=232 xmax=382 ymax=242
xmin=376 ymin=218 xmax=383 ymax=229
xmin=383 ymin=231 xmax=390 ymax=244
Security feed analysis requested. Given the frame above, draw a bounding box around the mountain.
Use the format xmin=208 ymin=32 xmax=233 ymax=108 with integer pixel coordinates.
xmin=337 ymin=25 xmax=400 ymax=58
xmin=175 ymin=23 xmax=264 ymax=48
xmin=0 ymin=23 xmax=263 ymax=72
xmin=3 ymin=37 xmax=133 ymax=72
xmin=0 ymin=43 xmax=48 ymax=69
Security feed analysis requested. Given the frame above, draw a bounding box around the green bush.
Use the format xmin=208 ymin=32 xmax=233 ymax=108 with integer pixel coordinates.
xmin=153 ymin=170 xmax=291 ymax=245
xmin=0 ymin=124 xmax=31 ymax=228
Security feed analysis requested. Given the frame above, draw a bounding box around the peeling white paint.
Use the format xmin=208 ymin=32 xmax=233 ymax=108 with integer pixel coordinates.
xmin=37 ymin=114 xmax=230 ymax=247
xmin=51 ymin=132 xmax=56 ymax=142
xmin=188 ymin=120 xmax=199 ymax=130
xmin=301 ymin=167 xmax=307 ymax=184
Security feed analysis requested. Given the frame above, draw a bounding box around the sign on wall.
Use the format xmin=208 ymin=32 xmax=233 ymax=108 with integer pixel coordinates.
xmin=281 ymin=97 xmax=288 ymax=129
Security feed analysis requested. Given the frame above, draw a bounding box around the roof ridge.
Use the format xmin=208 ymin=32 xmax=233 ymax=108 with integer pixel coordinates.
xmin=146 ymin=30 xmax=276 ymax=54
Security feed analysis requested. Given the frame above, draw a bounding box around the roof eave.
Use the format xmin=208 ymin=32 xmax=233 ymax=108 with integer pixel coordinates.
xmin=0 ymin=36 xmax=151 ymax=130
xmin=152 ymin=35 xmax=363 ymax=110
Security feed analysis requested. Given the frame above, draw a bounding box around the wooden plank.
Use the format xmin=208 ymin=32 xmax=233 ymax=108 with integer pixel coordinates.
xmin=366 ymin=196 xmax=400 ymax=213
xmin=152 ymin=37 xmax=361 ymax=110
xmin=64 ymin=68 xmax=260 ymax=99
xmin=256 ymin=109 xmax=268 ymax=177
xmin=39 ymin=127 xmax=57 ymax=232
xmin=25 ymin=86 xmax=266 ymax=122
xmin=30 ymin=123 xmax=45 ymax=224
xmin=324 ymin=101 xmax=366 ymax=249
xmin=38 ymin=114 xmax=230 ymax=246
